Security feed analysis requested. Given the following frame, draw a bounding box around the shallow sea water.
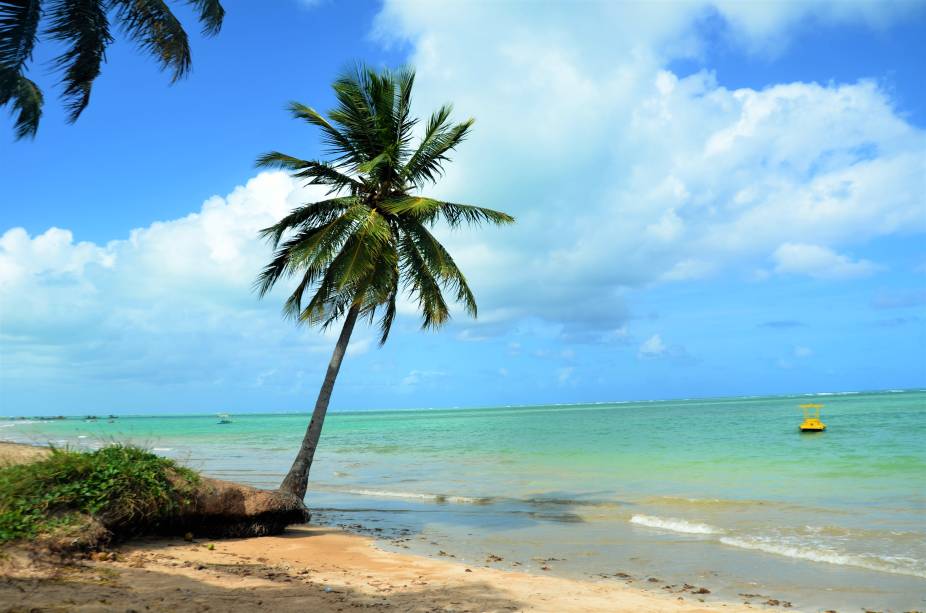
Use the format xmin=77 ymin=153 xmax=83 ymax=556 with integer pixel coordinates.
xmin=3 ymin=389 xmax=924 ymax=611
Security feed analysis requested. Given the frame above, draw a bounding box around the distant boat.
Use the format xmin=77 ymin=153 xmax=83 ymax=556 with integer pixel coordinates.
xmin=799 ymin=403 xmax=826 ymax=432
xmin=217 ymin=413 xmax=232 ymax=424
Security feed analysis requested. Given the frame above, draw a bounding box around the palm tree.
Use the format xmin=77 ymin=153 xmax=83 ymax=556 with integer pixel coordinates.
xmin=256 ymin=65 xmax=514 ymax=500
xmin=0 ymin=0 xmax=224 ymax=139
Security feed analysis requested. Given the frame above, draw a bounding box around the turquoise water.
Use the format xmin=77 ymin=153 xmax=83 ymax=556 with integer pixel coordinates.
xmin=3 ymin=389 xmax=924 ymax=610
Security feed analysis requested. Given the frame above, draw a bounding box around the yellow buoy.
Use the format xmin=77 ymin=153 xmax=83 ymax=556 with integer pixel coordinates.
xmin=799 ymin=403 xmax=826 ymax=432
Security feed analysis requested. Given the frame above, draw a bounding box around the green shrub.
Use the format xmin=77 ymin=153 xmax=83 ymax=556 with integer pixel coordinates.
xmin=0 ymin=445 xmax=199 ymax=542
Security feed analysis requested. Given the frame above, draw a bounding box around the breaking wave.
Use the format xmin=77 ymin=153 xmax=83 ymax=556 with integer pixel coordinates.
xmin=629 ymin=514 xmax=722 ymax=534
xmin=719 ymin=535 xmax=926 ymax=579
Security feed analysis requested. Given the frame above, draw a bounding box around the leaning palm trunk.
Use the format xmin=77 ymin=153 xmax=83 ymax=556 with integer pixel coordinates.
xmin=279 ymin=304 xmax=360 ymax=499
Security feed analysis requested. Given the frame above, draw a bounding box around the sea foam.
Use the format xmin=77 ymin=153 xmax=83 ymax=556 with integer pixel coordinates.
xmin=341 ymin=488 xmax=483 ymax=505
xmin=630 ymin=514 xmax=722 ymax=534
xmin=719 ymin=536 xmax=926 ymax=579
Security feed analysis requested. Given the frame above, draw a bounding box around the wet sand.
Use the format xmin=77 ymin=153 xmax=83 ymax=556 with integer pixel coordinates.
xmin=0 ymin=525 xmax=770 ymax=612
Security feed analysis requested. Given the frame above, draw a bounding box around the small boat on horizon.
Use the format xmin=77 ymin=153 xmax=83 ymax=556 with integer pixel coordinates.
xmin=217 ymin=413 xmax=232 ymax=424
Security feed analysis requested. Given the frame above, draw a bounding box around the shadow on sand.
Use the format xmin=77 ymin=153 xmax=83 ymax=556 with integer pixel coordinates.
xmin=0 ymin=530 xmax=526 ymax=613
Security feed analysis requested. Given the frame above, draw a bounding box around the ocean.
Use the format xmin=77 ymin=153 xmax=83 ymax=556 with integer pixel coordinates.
xmin=3 ymin=389 xmax=924 ymax=611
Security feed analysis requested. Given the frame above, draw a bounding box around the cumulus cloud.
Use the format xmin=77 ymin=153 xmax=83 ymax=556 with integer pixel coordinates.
xmin=0 ymin=172 xmax=356 ymax=393
xmin=709 ymin=0 xmax=924 ymax=55
xmin=3 ymin=1 xmax=924 ymax=407
xmin=772 ymin=243 xmax=878 ymax=279
xmin=376 ymin=0 xmax=926 ymax=338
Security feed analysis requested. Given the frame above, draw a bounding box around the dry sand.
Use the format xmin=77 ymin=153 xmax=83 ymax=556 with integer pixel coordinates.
xmin=0 ymin=526 xmax=775 ymax=612
xmin=0 ymin=441 xmax=49 ymax=467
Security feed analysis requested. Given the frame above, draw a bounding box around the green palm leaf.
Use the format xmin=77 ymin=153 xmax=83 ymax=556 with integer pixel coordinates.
xmin=1 ymin=0 xmax=223 ymax=138
xmin=0 ymin=71 xmax=41 ymax=138
xmin=258 ymin=64 xmax=514 ymax=336
xmin=399 ymin=219 xmax=477 ymax=317
xmin=111 ymin=0 xmax=190 ymax=83
xmin=186 ymin=0 xmax=223 ymax=35
xmin=47 ymin=0 xmax=111 ymax=121
xmin=0 ymin=0 xmax=41 ymax=74
xmin=256 ymin=151 xmax=362 ymax=194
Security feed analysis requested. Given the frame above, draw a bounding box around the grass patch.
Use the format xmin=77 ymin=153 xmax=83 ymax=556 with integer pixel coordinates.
xmin=0 ymin=445 xmax=199 ymax=543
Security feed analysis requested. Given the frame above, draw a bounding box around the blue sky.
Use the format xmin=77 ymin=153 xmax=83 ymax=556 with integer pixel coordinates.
xmin=1 ymin=0 xmax=924 ymax=415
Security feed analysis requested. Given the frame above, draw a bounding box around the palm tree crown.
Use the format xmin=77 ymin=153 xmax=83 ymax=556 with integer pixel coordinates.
xmin=0 ymin=0 xmax=224 ymax=139
xmin=256 ymin=65 xmax=514 ymax=345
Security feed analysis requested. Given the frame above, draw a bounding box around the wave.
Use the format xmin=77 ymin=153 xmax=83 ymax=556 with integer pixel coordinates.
xmin=630 ymin=514 xmax=722 ymax=534
xmin=719 ymin=535 xmax=926 ymax=579
xmin=314 ymin=484 xmax=630 ymax=511
xmin=337 ymin=488 xmax=489 ymax=505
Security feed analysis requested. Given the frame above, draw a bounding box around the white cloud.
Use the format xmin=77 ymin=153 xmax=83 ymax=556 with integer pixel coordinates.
xmin=772 ymin=243 xmax=879 ymax=279
xmin=400 ymin=369 xmax=446 ymax=388
xmin=377 ymin=1 xmax=926 ymax=337
xmin=638 ymin=334 xmax=668 ymax=358
xmin=637 ymin=333 xmax=693 ymax=361
xmin=3 ymin=1 xmax=924 ymax=402
xmin=0 ymin=172 xmax=355 ymax=390
xmin=0 ymin=227 xmax=113 ymax=288
xmin=710 ymin=0 xmax=923 ymax=55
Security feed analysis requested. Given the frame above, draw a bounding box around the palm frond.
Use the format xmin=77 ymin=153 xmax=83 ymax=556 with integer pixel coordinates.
xmin=392 ymin=67 xmax=415 ymax=151
xmin=377 ymin=288 xmax=397 ymax=345
xmin=381 ymin=196 xmax=514 ymax=228
xmin=46 ymin=0 xmax=110 ymax=121
xmin=435 ymin=201 xmax=515 ymax=227
xmin=400 ymin=219 xmax=477 ymax=317
xmin=362 ymin=240 xmax=400 ymax=344
xmin=0 ymin=70 xmax=41 ymax=138
xmin=186 ymin=0 xmax=223 ymax=35
xmin=401 ymin=106 xmax=473 ymax=187
xmin=327 ymin=64 xmax=379 ymax=160
xmin=331 ymin=209 xmax=392 ymax=291
xmin=255 ymin=64 xmax=514 ymax=342
xmin=257 ymin=197 xmax=356 ymax=248
xmin=254 ymin=224 xmax=327 ymax=299
xmin=288 ymin=101 xmax=362 ymax=168
xmin=398 ymin=233 xmax=450 ymax=329
xmin=298 ymin=233 xmax=375 ymax=328
xmin=0 ymin=0 xmax=41 ymax=74
xmin=111 ymin=0 xmax=190 ymax=83
xmin=255 ymin=205 xmax=367 ymax=297
xmin=256 ymin=150 xmax=361 ymax=194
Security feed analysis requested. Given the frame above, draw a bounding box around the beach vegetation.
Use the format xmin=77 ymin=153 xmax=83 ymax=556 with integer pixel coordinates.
xmin=0 ymin=444 xmax=199 ymax=543
xmin=255 ymin=64 xmax=514 ymax=499
xmin=0 ymin=0 xmax=225 ymax=139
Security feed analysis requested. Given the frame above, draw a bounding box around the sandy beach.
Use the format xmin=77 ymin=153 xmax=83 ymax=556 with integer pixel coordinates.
xmin=0 ymin=442 xmax=771 ymax=613
xmin=0 ymin=525 xmax=768 ymax=612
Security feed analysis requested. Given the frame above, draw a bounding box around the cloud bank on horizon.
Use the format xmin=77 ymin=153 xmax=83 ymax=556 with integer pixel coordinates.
xmin=2 ymin=0 xmax=924 ymax=413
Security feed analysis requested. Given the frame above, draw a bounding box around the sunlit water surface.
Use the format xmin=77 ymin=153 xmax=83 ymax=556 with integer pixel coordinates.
xmin=3 ymin=389 xmax=924 ymax=611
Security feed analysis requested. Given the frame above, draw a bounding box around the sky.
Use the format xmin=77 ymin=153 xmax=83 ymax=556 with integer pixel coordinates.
xmin=1 ymin=0 xmax=924 ymax=415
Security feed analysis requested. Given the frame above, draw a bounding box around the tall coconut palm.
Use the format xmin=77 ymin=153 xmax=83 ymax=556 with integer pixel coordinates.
xmin=0 ymin=0 xmax=224 ymax=139
xmin=256 ymin=65 xmax=514 ymax=500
